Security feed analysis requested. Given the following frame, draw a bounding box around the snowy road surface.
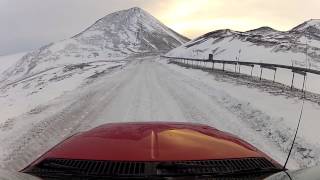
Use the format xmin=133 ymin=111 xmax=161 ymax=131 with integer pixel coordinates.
xmin=1 ymin=55 xmax=320 ymax=172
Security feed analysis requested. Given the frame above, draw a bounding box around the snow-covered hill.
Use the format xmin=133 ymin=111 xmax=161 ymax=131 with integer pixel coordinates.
xmin=1 ymin=7 xmax=188 ymax=84
xmin=167 ymin=19 xmax=320 ymax=69
xmin=0 ymin=7 xmax=188 ymax=125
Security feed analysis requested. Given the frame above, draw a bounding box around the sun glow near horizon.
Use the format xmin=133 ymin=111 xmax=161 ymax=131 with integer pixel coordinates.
xmin=147 ymin=0 xmax=320 ymax=39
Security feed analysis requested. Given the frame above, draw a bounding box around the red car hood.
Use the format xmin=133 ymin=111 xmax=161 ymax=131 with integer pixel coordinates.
xmin=27 ymin=122 xmax=278 ymax=165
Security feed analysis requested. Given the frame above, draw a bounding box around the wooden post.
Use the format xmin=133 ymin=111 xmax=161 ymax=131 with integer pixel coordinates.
xmin=239 ymin=64 xmax=241 ymax=74
xmin=273 ymin=69 xmax=277 ymax=83
xmin=209 ymin=54 xmax=214 ymax=71
xmin=209 ymin=54 xmax=213 ymax=61
xmin=260 ymin=68 xmax=263 ymax=80
xmin=223 ymin=63 xmax=225 ymax=71
xmin=291 ymin=72 xmax=295 ymax=90
xmin=251 ymin=66 xmax=254 ymax=77
xmin=302 ymin=74 xmax=307 ymax=92
xmin=234 ymin=64 xmax=237 ymax=73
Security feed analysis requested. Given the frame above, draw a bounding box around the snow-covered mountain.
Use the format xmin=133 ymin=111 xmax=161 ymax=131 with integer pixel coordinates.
xmin=291 ymin=19 xmax=320 ymax=33
xmin=0 ymin=7 xmax=188 ymax=125
xmin=167 ymin=19 xmax=320 ymax=69
xmin=1 ymin=7 xmax=188 ymax=83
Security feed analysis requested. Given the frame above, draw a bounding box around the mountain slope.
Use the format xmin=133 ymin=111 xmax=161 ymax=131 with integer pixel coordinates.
xmin=167 ymin=19 xmax=320 ymax=69
xmin=1 ymin=7 xmax=188 ymax=83
xmin=0 ymin=7 xmax=189 ymax=127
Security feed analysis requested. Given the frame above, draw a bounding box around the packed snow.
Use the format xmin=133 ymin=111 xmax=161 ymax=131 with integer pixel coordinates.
xmin=0 ymin=60 xmax=126 ymax=123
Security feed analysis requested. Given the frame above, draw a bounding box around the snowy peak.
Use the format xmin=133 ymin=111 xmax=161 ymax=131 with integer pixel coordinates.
xmin=128 ymin=6 xmax=143 ymax=13
xmin=246 ymin=26 xmax=278 ymax=35
xmin=74 ymin=7 xmax=189 ymax=53
xmin=195 ymin=29 xmax=234 ymax=40
xmin=291 ymin=19 xmax=320 ymax=34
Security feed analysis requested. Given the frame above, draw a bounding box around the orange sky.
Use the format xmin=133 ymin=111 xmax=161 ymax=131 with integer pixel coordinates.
xmin=143 ymin=0 xmax=320 ymax=38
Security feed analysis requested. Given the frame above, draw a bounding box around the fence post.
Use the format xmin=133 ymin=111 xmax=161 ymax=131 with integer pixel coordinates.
xmin=251 ymin=65 xmax=254 ymax=77
xmin=302 ymin=74 xmax=307 ymax=92
xmin=209 ymin=54 xmax=213 ymax=60
xmin=291 ymin=72 xmax=295 ymax=90
xmin=273 ymin=69 xmax=277 ymax=83
xmin=208 ymin=54 xmax=214 ymax=71
xmin=260 ymin=68 xmax=263 ymax=80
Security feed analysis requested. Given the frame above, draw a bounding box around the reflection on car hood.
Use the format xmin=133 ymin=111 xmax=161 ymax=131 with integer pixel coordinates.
xmin=265 ymin=166 xmax=320 ymax=180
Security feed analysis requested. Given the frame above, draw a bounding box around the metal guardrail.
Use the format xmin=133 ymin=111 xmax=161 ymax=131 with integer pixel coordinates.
xmin=161 ymin=55 xmax=315 ymax=91
xmin=161 ymin=56 xmax=320 ymax=75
